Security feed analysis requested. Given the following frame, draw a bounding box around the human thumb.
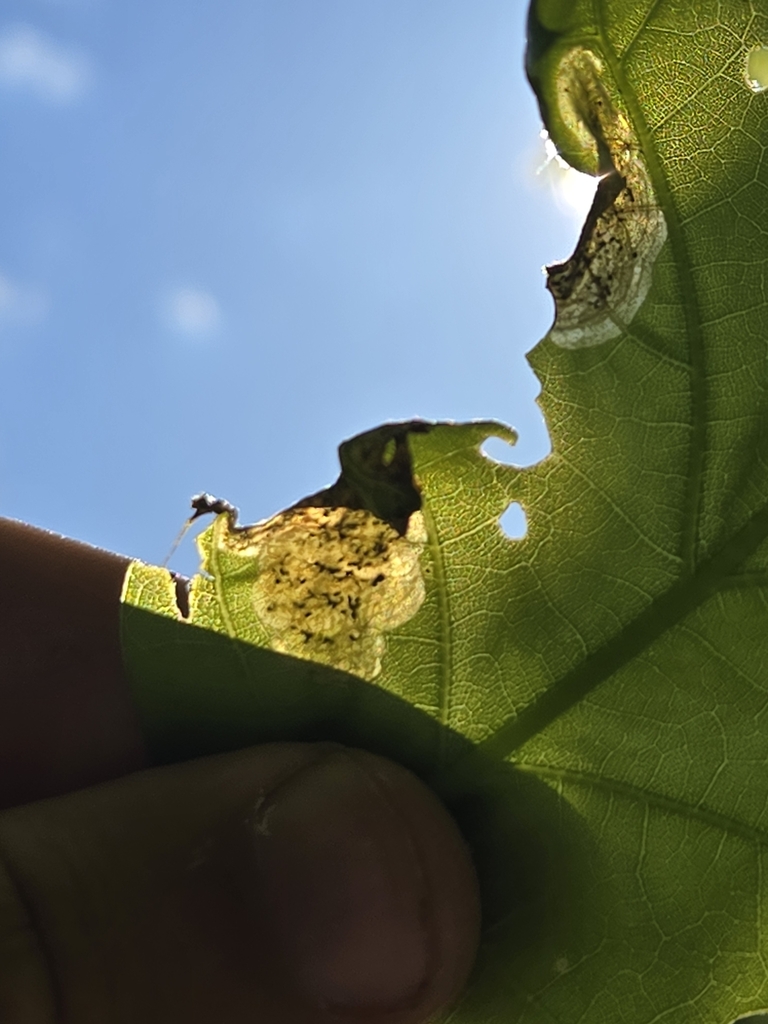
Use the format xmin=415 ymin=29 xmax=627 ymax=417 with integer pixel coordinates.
xmin=0 ymin=742 xmax=480 ymax=1024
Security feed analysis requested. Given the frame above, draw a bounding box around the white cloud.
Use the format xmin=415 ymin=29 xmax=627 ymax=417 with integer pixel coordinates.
xmin=0 ymin=25 xmax=92 ymax=104
xmin=164 ymin=287 xmax=221 ymax=337
xmin=0 ymin=271 xmax=48 ymax=329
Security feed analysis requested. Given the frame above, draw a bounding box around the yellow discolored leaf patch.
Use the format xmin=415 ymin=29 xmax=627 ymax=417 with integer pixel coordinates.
xmin=198 ymin=505 xmax=427 ymax=681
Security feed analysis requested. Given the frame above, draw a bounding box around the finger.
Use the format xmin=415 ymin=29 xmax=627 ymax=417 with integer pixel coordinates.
xmin=0 ymin=519 xmax=146 ymax=808
xmin=0 ymin=742 xmax=480 ymax=1024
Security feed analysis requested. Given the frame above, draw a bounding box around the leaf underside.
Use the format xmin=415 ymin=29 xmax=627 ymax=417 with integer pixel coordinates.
xmin=122 ymin=1 xmax=768 ymax=1021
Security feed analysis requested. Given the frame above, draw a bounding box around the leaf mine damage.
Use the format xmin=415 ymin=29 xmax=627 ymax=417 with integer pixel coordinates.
xmin=197 ymin=423 xmax=430 ymax=681
xmin=219 ymin=505 xmax=426 ymax=680
xmin=545 ymin=48 xmax=667 ymax=348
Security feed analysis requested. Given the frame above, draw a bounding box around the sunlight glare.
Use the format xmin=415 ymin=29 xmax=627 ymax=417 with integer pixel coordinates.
xmin=539 ymin=131 xmax=598 ymax=223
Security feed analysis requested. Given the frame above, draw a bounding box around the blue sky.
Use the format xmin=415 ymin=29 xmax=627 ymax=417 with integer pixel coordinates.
xmin=0 ymin=0 xmax=593 ymax=575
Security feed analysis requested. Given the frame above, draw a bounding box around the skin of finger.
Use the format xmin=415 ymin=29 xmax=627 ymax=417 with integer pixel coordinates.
xmin=0 ymin=858 xmax=56 ymax=1024
xmin=339 ymin=750 xmax=481 ymax=1018
xmin=0 ymin=743 xmax=480 ymax=1024
xmin=0 ymin=519 xmax=147 ymax=809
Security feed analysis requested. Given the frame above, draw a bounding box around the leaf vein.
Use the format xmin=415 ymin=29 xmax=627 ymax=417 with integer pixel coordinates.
xmin=596 ymin=11 xmax=708 ymax=571
xmin=517 ymin=762 xmax=768 ymax=846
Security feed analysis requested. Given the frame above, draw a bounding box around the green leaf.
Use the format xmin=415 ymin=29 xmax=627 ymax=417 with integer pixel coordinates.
xmin=121 ymin=1 xmax=768 ymax=1021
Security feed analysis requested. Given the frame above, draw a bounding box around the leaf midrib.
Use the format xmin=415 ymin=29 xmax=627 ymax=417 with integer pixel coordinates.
xmin=595 ymin=0 xmax=708 ymax=574
xmin=469 ymin=492 xmax=768 ymax=765
xmin=458 ymin=6 xmax=722 ymax=771
xmin=518 ymin=762 xmax=768 ymax=848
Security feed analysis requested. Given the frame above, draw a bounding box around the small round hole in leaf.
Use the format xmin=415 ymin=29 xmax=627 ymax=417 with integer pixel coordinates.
xmin=499 ymin=501 xmax=527 ymax=540
xmin=745 ymin=44 xmax=768 ymax=93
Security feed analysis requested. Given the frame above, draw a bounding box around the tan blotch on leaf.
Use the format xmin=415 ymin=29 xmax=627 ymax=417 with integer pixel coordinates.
xmin=546 ymin=48 xmax=667 ymax=348
xmin=219 ymin=506 xmax=427 ymax=680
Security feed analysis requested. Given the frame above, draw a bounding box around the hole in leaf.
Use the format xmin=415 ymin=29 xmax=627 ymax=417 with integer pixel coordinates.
xmin=499 ymin=501 xmax=527 ymax=540
xmin=482 ymin=435 xmax=519 ymax=466
xmin=732 ymin=1014 xmax=768 ymax=1023
xmin=746 ymin=44 xmax=768 ymax=92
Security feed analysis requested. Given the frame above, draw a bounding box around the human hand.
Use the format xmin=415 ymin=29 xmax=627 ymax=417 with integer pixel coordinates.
xmin=0 ymin=520 xmax=480 ymax=1024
